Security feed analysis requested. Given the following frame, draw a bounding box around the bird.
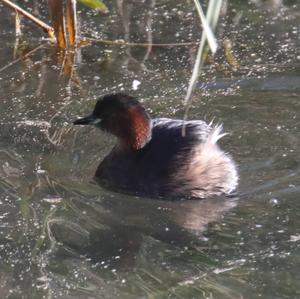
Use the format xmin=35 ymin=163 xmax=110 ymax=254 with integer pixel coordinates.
xmin=74 ymin=93 xmax=238 ymax=199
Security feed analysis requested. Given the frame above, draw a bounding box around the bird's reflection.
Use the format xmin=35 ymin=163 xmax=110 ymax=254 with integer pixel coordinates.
xmin=51 ymin=191 xmax=237 ymax=270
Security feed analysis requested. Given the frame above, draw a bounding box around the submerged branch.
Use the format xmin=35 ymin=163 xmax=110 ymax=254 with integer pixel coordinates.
xmin=0 ymin=0 xmax=54 ymax=38
xmin=1 ymin=0 xmax=198 ymax=49
xmin=0 ymin=44 xmax=44 ymax=73
xmin=88 ymin=37 xmax=200 ymax=47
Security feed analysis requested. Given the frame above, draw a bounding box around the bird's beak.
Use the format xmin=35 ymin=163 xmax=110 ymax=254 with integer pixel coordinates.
xmin=73 ymin=114 xmax=101 ymax=125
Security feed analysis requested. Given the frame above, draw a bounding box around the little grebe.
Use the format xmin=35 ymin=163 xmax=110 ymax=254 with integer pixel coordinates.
xmin=74 ymin=93 xmax=238 ymax=199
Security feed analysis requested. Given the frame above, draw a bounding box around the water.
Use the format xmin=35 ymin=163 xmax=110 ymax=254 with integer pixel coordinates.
xmin=0 ymin=1 xmax=300 ymax=298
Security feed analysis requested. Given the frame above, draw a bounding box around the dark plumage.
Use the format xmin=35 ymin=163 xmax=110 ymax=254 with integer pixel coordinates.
xmin=74 ymin=93 xmax=238 ymax=199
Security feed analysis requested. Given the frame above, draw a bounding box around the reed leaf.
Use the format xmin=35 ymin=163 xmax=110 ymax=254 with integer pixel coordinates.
xmin=192 ymin=0 xmax=218 ymax=53
xmin=78 ymin=0 xmax=109 ymax=13
xmin=183 ymin=0 xmax=222 ymax=112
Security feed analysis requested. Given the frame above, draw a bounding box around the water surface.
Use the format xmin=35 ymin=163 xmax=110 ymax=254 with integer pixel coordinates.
xmin=0 ymin=1 xmax=299 ymax=298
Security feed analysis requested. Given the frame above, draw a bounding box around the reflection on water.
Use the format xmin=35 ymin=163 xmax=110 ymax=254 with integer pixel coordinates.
xmin=50 ymin=194 xmax=237 ymax=266
xmin=0 ymin=1 xmax=300 ymax=298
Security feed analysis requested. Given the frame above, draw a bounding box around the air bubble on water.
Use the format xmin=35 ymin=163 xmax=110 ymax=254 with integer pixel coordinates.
xmin=269 ymin=198 xmax=279 ymax=206
xmin=43 ymin=196 xmax=62 ymax=204
xmin=290 ymin=235 xmax=300 ymax=242
xmin=132 ymin=80 xmax=141 ymax=90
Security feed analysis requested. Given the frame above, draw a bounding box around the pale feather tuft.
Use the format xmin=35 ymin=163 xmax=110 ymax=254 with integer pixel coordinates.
xmin=169 ymin=121 xmax=238 ymax=198
xmin=207 ymin=123 xmax=228 ymax=144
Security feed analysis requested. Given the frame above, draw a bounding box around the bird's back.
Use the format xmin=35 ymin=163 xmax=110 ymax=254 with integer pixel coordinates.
xmin=95 ymin=118 xmax=238 ymax=199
